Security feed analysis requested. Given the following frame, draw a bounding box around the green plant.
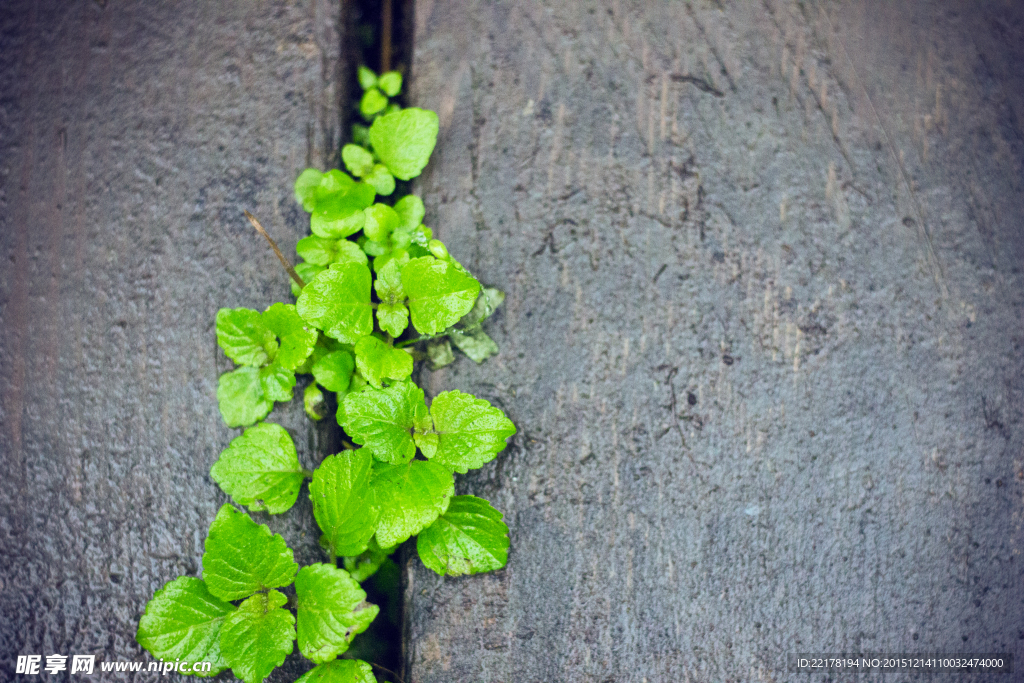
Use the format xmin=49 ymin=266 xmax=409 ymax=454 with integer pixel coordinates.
xmin=137 ymin=68 xmax=514 ymax=682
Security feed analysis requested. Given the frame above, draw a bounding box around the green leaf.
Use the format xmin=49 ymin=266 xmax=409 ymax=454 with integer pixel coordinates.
xmin=294 ymin=334 xmax=345 ymax=375
xmin=295 ymin=659 xmax=376 ymax=683
xmin=342 ymin=144 xmax=375 ymax=178
xmin=342 ymin=538 xmax=390 ymax=582
xmin=378 ymin=71 xmax=402 ymax=97
xmin=310 ymin=182 xmax=376 ymax=239
xmin=425 ymin=390 xmax=516 ymax=473
xmin=393 ymin=195 xmax=425 ymax=231
xmin=357 ymin=65 xmax=377 ymax=91
xmin=362 ymin=204 xmax=400 ymax=242
xmin=448 ymin=327 xmax=500 ymax=363
xmin=217 ymin=367 xmax=272 ymax=428
xmin=372 ymin=249 xmax=411 ymax=276
xmin=202 ymin=505 xmax=298 ymax=601
xmin=296 ymin=563 xmax=379 ymax=663
xmin=259 ymin=362 xmax=296 ymax=403
xmin=363 ymin=164 xmax=395 ymax=196
xmin=416 ymin=495 xmax=509 ymax=576
xmin=296 ymin=261 xmax=374 ymax=344
xmin=312 ymin=349 xmax=355 ymax=393
xmin=295 ymin=168 xmax=323 ymax=212
xmin=373 ymin=259 xmax=409 ymax=337
xmin=411 ymin=224 xmax=433 ymax=248
xmin=297 ymin=236 xmax=369 ymax=268
xmin=262 ymin=302 xmax=318 ymax=370
xmin=136 ymin=577 xmax=233 ymax=677
xmin=354 ymin=336 xmax=413 ymax=389
xmin=339 ymin=380 xmax=427 ymax=464
xmin=318 ymin=168 xmax=355 ymax=192
xmin=351 ymin=123 xmax=370 ymax=147
xmin=292 ymin=262 xmax=327 ymax=298
xmin=401 ymin=256 xmax=482 ymax=335
xmin=210 ymin=423 xmax=305 ymax=515
xmin=304 ymin=382 xmax=328 ymax=421
xmin=369 ymin=108 xmax=440 ymax=181
xmin=361 ymin=238 xmax=388 ymax=257
xmin=457 ymin=287 xmax=505 ymax=330
xmin=220 ymin=590 xmax=294 ymax=683
xmin=425 ymin=338 xmax=455 ymax=370
xmin=371 ymin=460 xmax=454 ymax=549
xmin=360 ymin=88 xmax=388 ymax=118
xmin=216 ymin=308 xmax=277 ymax=367
xmin=310 ymin=450 xmax=378 ymax=558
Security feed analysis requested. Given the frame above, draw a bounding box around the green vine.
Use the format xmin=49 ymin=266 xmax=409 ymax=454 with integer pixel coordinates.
xmin=135 ymin=68 xmax=514 ymax=683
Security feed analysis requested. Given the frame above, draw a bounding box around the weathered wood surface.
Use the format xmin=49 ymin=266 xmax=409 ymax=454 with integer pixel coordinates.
xmin=405 ymin=1 xmax=1024 ymax=681
xmin=0 ymin=1 xmax=342 ymax=680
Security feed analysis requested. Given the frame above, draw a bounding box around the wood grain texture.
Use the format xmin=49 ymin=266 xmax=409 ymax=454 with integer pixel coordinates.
xmin=404 ymin=1 xmax=1024 ymax=681
xmin=0 ymin=1 xmax=342 ymax=680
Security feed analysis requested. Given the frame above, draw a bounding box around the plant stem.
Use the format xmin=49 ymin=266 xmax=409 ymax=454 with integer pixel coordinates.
xmin=380 ymin=0 xmax=393 ymax=73
xmin=244 ymin=210 xmax=307 ymax=290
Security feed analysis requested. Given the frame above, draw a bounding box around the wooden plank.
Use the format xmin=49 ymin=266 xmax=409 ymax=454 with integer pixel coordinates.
xmin=0 ymin=1 xmax=342 ymax=679
xmin=405 ymin=1 xmax=1024 ymax=680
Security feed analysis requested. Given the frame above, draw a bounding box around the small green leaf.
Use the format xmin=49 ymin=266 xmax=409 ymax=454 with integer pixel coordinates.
xmin=202 ymin=505 xmax=298 ymax=601
xmin=292 ymin=262 xmax=327 ymax=298
xmin=342 ymin=144 xmax=375 ymax=178
xmin=448 ymin=327 xmax=500 ymax=363
xmin=354 ymin=336 xmax=413 ymax=389
xmin=416 ymin=495 xmax=509 ymax=576
xmin=402 ymin=256 xmax=482 ymax=335
xmin=297 ymin=236 xmax=369 ymax=268
xmin=426 ymin=338 xmax=455 ymax=370
xmin=371 ymin=460 xmax=454 ymax=549
xmin=295 ymin=659 xmax=376 ymax=683
xmin=342 ymin=538 xmax=390 ymax=582
xmin=363 ymin=164 xmax=395 ymax=196
xmin=262 ymin=302 xmax=318 ymax=370
xmin=296 ymin=563 xmax=379 ymax=663
xmin=377 ymin=71 xmax=402 ymax=97
xmin=362 ymin=203 xmax=400 ymax=242
xmin=296 ymin=261 xmax=374 ymax=344
xmin=216 ymin=308 xmax=277 ymax=367
xmin=369 ymin=108 xmax=440 ymax=181
xmin=339 ymin=380 xmax=427 ymax=464
xmin=393 ymin=194 xmax=425 ymax=231
xmin=210 ymin=422 xmax=305 ymax=515
xmin=361 ymin=238 xmax=388 ymax=257
xmin=259 ymin=362 xmax=295 ymax=403
xmin=357 ymin=65 xmax=378 ymax=91
xmin=360 ymin=88 xmax=388 ymax=118
xmin=411 ymin=224 xmax=433 ymax=247
xmin=312 ymin=349 xmax=355 ymax=393
xmin=294 ymin=334 xmax=345 ymax=375
xmin=310 ymin=451 xmax=378 ymax=558
xmin=372 ymin=248 xmax=411 ymax=275
xmin=136 ymin=577 xmax=233 ymax=677
xmin=310 ymin=182 xmax=376 ymax=239
xmin=351 ymin=123 xmax=370 ymax=147
xmin=217 ymin=367 xmax=272 ymax=428
xmin=317 ymin=169 xmax=355 ymax=194
xmin=304 ymin=382 xmax=328 ymax=421
xmin=220 ymin=590 xmax=294 ymax=683
xmin=373 ymin=259 xmax=409 ymax=337
xmin=295 ymin=168 xmax=323 ymax=212
xmin=427 ymin=390 xmax=516 ymax=473
xmin=458 ymin=287 xmax=505 ymax=330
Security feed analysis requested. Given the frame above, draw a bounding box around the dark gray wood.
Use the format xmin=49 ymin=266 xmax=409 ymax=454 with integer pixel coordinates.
xmin=0 ymin=1 xmax=342 ymax=680
xmin=404 ymin=1 xmax=1024 ymax=681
